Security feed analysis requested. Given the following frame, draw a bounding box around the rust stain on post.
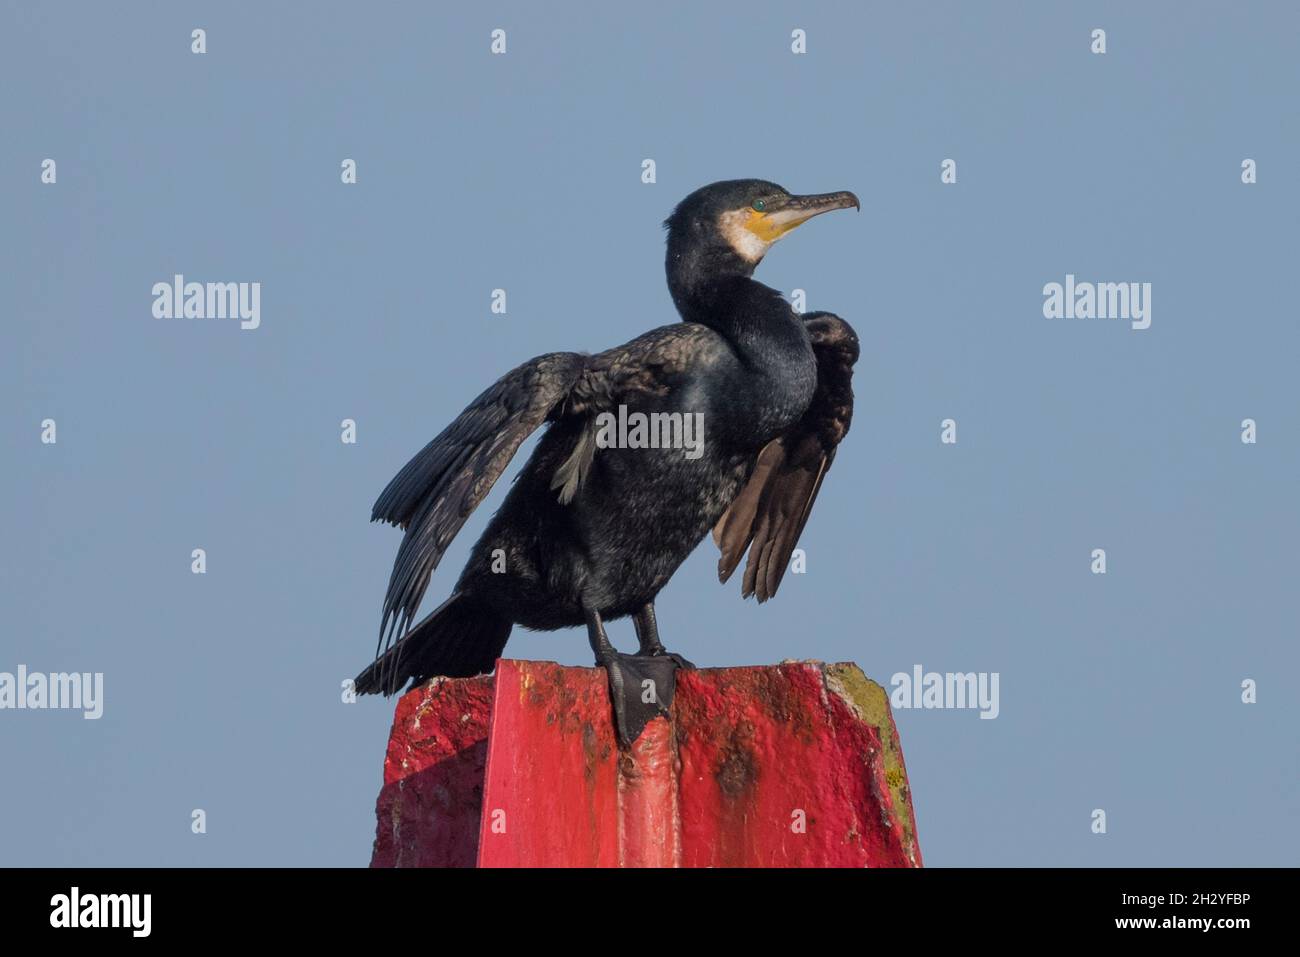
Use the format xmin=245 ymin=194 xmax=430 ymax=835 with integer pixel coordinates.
xmin=372 ymin=659 xmax=922 ymax=867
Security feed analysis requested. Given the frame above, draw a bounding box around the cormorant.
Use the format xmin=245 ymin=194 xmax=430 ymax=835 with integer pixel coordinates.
xmin=355 ymin=179 xmax=861 ymax=745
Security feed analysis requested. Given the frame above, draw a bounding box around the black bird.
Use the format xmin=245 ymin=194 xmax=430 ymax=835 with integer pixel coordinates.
xmin=355 ymin=179 xmax=861 ymax=745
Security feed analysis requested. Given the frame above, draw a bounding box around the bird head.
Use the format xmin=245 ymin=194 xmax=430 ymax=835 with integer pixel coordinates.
xmin=664 ymin=179 xmax=860 ymax=271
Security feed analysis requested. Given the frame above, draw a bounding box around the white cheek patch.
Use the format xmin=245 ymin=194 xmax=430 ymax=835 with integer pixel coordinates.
xmin=718 ymin=209 xmax=772 ymax=263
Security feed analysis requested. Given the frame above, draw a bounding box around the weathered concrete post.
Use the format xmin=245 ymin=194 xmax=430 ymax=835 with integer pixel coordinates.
xmin=371 ymin=659 xmax=921 ymax=867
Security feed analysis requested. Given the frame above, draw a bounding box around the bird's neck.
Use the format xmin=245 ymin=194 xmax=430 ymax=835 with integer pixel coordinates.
xmin=676 ymin=276 xmax=806 ymax=366
xmin=667 ymin=250 xmax=801 ymax=352
xmin=666 ymin=231 xmax=756 ymax=319
xmin=665 ymin=233 xmax=812 ymax=374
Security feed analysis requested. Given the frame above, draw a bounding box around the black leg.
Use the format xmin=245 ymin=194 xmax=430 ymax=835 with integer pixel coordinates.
xmin=633 ymin=602 xmax=695 ymax=669
xmin=632 ymin=602 xmax=664 ymax=655
xmin=585 ymin=603 xmax=682 ymax=748
xmin=584 ymin=605 xmax=618 ymax=659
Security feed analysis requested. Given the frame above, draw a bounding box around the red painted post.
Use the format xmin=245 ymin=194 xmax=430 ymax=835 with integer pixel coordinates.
xmin=617 ymin=716 xmax=681 ymax=867
xmin=370 ymin=674 xmax=494 ymax=868
xmin=370 ymin=659 xmax=921 ymax=868
xmin=475 ymin=661 xmax=620 ymax=867
xmin=674 ymin=663 xmax=922 ymax=867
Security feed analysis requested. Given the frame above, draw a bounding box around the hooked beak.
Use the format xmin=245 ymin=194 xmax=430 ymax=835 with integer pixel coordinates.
xmin=746 ymin=190 xmax=860 ymax=242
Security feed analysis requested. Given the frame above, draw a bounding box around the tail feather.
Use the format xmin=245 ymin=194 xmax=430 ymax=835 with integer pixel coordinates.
xmin=355 ymin=593 xmax=511 ymax=696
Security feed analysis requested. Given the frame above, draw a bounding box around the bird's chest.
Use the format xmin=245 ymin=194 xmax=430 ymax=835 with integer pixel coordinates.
xmin=713 ymin=341 xmax=818 ymax=448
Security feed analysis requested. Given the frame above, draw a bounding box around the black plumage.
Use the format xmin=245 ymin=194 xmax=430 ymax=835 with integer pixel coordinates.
xmin=355 ymin=179 xmax=860 ymax=742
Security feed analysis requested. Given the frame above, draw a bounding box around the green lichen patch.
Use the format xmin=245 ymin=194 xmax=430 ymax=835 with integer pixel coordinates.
xmin=825 ymin=662 xmax=919 ymax=864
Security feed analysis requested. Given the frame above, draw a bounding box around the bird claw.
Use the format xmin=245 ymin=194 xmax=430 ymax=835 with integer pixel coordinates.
xmin=652 ymin=650 xmax=696 ymax=670
xmin=596 ymin=651 xmax=684 ymax=747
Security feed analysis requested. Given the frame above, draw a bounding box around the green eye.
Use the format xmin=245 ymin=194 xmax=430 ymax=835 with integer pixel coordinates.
xmin=752 ymin=199 xmax=766 ymax=212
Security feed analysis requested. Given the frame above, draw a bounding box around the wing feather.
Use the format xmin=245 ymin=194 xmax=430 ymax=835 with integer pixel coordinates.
xmin=372 ymin=352 xmax=587 ymax=655
xmin=370 ymin=323 xmax=720 ymax=665
xmin=715 ymin=312 xmax=860 ymax=602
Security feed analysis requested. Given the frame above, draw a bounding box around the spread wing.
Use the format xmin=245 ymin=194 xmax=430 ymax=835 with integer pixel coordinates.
xmin=371 ymin=352 xmax=587 ymax=654
xmin=370 ymin=323 xmax=719 ymax=659
xmin=713 ymin=312 xmax=860 ymax=602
